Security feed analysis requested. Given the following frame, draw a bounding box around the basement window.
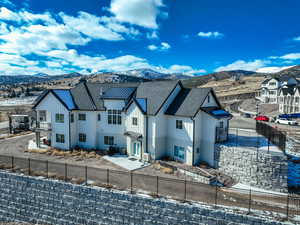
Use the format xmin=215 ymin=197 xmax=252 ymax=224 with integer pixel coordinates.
xmin=104 ymin=136 xmax=114 ymax=145
xmin=79 ymin=133 xmax=86 ymax=142
xmin=56 ymin=134 xmax=65 ymax=143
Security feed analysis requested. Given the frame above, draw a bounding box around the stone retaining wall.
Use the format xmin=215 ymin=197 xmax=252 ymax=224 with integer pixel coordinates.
xmin=0 ymin=171 xmax=287 ymax=225
xmin=214 ymin=145 xmax=288 ymax=193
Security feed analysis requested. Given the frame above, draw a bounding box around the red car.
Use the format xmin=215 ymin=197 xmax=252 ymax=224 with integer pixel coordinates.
xmin=255 ymin=115 xmax=269 ymax=122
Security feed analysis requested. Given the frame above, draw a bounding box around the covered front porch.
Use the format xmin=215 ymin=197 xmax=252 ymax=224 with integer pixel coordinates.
xmin=124 ymin=131 xmax=144 ymax=161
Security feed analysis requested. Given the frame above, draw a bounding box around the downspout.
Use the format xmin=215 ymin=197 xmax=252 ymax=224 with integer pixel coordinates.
xmin=192 ymin=118 xmax=195 ymax=166
xmin=145 ymin=115 xmax=148 ymax=154
xmin=69 ymin=111 xmax=71 ymax=150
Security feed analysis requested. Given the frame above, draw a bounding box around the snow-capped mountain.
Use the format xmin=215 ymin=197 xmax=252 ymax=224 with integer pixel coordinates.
xmin=116 ymin=68 xmax=192 ymax=80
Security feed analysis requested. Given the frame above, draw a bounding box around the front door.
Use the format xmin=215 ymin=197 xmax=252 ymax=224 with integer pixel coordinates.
xmin=133 ymin=142 xmax=141 ymax=157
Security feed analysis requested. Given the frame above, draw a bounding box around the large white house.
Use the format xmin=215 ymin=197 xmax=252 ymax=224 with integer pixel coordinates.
xmin=259 ymin=76 xmax=298 ymax=103
xmin=33 ymin=80 xmax=231 ymax=166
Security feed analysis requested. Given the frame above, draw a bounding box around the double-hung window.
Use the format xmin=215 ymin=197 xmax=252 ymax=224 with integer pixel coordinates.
xmin=55 ymin=114 xmax=64 ymax=123
xmin=56 ymin=134 xmax=65 ymax=143
xmin=132 ymin=117 xmax=138 ymax=126
xmin=107 ymin=110 xmax=122 ymax=125
xmin=79 ymin=133 xmax=86 ymax=142
xmin=78 ymin=113 xmax=86 ymax=121
xmin=174 ymin=145 xmax=185 ymax=161
xmin=39 ymin=110 xmax=46 ymax=122
xmin=104 ymin=136 xmax=114 ymax=145
xmin=176 ymin=120 xmax=183 ymax=129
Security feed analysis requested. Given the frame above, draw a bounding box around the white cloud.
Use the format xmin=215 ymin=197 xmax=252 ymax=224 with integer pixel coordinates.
xmin=0 ymin=24 xmax=90 ymax=54
xmin=109 ymin=0 xmax=167 ymax=29
xmin=166 ymin=64 xmax=206 ymax=75
xmin=279 ymin=53 xmax=300 ymax=60
xmin=198 ymin=31 xmax=224 ymax=38
xmin=148 ymin=45 xmax=158 ymax=51
xmin=0 ymin=7 xmax=20 ymax=21
xmin=0 ymin=0 xmax=15 ymax=7
xmin=161 ymin=42 xmax=170 ymax=50
xmin=293 ymin=36 xmax=300 ymax=41
xmin=146 ymin=31 xmax=159 ymax=39
xmin=0 ymin=22 xmax=9 ymax=33
xmin=39 ymin=49 xmax=149 ymax=73
xmin=59 ymin=12 xmax=124 ymax=41
xmin=147 ymin=42 xmax=170 ymax=51
xmin=256 ymin=66 xmax=295 ymax=73
xmin=215 ymin=59 xmax=268 ymax=72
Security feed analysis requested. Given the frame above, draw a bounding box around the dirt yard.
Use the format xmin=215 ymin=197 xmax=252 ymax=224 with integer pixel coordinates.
xmin=201 ymin=76 xmax=264 ymax=97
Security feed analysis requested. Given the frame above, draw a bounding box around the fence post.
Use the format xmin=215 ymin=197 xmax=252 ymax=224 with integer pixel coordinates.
xmin=46 ymin=160 xmax=48 ymax=179
xmin=248 ymin=188 xmax=252 ymax=214
xmin=28 ymin=158 xmax=31 ymax=176
xmin=106 ymin=168 xmax=109 ymax=185
xmin=64 ymin=163 xmax=67 ymax=182
xmin=184 ymin=179 xmax=187 ymax=201
xmin=214 ymin=186 xmax=218 ymax=208
xmin=156 ymin=176 xmax=159 ymax=196
xmin=130 ymin=171 xmax=133 ymax=194
xmin=236 ymin=128 xmax=238 ymax=148
xmin=286 ymin=194 xmax=289 ymax=220
xmin=11 ymin=156 xmax=14 ymax=170
xmin=85 ymin=165 xmax=88 ymax=185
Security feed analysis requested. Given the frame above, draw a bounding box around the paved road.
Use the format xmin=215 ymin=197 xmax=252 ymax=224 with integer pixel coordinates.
xmin=230 ymin=115 xmax=256 ymax=130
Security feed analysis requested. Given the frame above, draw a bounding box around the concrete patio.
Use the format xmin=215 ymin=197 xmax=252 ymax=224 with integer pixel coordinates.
xmin=103 ymin=154 xmax=150 ymax=171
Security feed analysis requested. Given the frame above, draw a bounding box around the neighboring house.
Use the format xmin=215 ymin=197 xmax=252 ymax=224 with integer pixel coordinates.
xmin=278 ymin=86 xmax=300 ymax=114
xmin=33 ymin=80 xmax=232 ymax=166
xmin=259 ymin=76 xmax=298 ymax=104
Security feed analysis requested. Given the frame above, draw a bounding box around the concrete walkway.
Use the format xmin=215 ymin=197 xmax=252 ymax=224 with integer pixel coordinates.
xmin=103 ymin=154 xmax=150 ymax=171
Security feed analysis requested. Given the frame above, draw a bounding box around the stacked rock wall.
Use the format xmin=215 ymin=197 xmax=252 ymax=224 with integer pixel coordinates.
xmin=215 ymin=145 xmax=288 ymax=193
xmin=0 ymin=171 xmax=286 ymax=225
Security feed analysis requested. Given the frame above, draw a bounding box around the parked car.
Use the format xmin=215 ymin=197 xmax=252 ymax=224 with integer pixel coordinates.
xmin=275 ymin=118 xmax=298 ymax=126
xmin=254 ymin=115 xmax=269 ymax=122
xmin=243 ymin=113 xmax=251 ymax=118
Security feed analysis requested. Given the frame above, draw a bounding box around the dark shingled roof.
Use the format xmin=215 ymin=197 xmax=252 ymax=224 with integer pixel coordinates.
xmin=70 ymin=82 xmax=139 ymax=110
xmin=165 ymin=87 xmax=212 ymax=117
xmin=70 ymin=82 xmax=96 ymax=110
xmin=34 ymin=80 xmax=224 ymax=118
xmin=279 ymin=86 xmax=295 ymax=96
xmin=135 ymin=80 xmax=179 ymax=115
xmin=102 ymin=87 xmax=136 ymax=99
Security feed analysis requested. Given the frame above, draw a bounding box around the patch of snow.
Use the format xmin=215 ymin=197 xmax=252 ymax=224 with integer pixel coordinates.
xmin=28 ymin=138 xmax=50 ymax=150
xmin=231 ymin=183 xmax=287 ymax=196
xmin=0 ymin=96 xmax=37 ymax=106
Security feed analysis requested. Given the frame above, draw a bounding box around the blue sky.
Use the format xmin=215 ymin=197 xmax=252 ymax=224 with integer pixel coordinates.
xmin=0 ymin=0 xmax=300 ymax=75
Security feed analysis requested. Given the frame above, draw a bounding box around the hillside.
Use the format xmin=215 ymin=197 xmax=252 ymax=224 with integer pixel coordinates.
xmin=181 ymin=70 xmax=263 ymax=88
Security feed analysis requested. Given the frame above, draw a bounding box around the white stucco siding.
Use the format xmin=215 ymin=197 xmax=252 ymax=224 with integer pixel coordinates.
xmin=125 ymin=103 xmax=146 ymax=156
xmin=147 ymin=116 xmax=156 ymax=159
xmin=201 ymin=92 xmax=218 ymax=107
xmin=166 ymin=116 xmax=193 ymax=165
xmin=75 ymin=111 xmax=97 ymax=149
xmin=125 ymin=103 xmax=145 ymax=135
xmin=150 ymin=83 xmax=182 ymax=160
xmin=35 ymin=92 xmax=70 ymax=150
xmin=104 ymin=99 xmax=125 ymax=110
xmin=198 ymin=111 xmax=217 ymax=166
xmin=193 ymin=113 xmax=203 ymax=165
